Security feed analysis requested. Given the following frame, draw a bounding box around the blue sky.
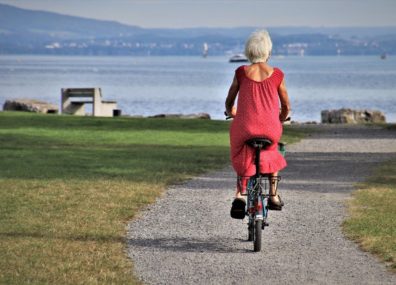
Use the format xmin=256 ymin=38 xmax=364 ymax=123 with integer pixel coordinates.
xmin=1 ymin=0 xmax=396 ymax=28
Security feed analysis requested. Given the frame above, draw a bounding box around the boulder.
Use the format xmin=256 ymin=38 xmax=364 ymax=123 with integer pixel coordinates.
xmin=149 ymin=113 xmax=211 ymax=120
xmin=321 ymin=108 xmax=386 ymax=124
xmin=3 ymin=99 xmax=58 ymax=114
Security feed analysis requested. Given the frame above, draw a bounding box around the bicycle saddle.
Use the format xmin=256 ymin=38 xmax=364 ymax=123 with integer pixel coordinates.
xmin=245 ymin=138 xmax=273 ymax=149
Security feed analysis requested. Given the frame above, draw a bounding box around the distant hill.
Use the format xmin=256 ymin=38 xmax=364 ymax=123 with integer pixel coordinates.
xmin=0 ymin=3 xmax=142 ymax=38
xmin=1 ymin=3 xmax=396 ymax=56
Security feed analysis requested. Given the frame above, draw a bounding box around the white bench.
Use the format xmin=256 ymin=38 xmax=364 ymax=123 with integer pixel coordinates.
xmin=61 ymin=88 xmax=118 ymax=117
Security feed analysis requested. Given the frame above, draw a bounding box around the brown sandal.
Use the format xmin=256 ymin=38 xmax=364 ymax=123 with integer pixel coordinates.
xmin=268 ymin=195 xmax=284 ymax=211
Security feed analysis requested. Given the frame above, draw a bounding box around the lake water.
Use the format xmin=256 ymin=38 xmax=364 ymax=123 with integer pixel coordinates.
xmin=0 ymin=55 xmax=395 ymax=122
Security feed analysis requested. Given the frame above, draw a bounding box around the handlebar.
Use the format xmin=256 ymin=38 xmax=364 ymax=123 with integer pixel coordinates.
xmin=224 ymin=111 xmax=232 ymax=120
xmin=224 ymin=111 xmax=291 ymax=123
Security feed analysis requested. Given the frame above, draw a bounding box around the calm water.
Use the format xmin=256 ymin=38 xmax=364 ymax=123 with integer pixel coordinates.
xmin=0 ymin=55 xmax=395 ymax=122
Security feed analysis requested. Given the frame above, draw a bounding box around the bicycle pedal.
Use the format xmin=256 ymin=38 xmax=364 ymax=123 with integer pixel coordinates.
xmin=262 ymin=222 xmax=269 ymax=229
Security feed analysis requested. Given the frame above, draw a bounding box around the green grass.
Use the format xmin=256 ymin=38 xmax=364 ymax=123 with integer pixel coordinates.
xmin=0 ymin=112 xmax=306 ymax=284
xmin=385 ymin=124 xmax=396 ymax=131
xmin=343 ymin=160 xmax=396 ymax=272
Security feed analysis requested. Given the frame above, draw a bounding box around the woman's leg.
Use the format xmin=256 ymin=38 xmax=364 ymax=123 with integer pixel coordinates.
xmin=237 ymin=175 xmax=280 ymax=198
xmin=235 ymin=176 xmax=248 ymax=198
xmin=269 ymin=172 xmax=281 ymax=204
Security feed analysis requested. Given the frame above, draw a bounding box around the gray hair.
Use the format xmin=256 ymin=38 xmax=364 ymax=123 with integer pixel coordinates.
xmin=244 ymin=30 xmax=273 ymax=63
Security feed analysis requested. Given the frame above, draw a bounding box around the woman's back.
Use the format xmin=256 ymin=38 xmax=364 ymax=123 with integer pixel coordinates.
xmin=232 ymin=63 xmax=284 ymax=143
xmin=244 ymin=63 xmax=274 ymax=82
xmin=228 ymin=63 xmax=286 ymax=176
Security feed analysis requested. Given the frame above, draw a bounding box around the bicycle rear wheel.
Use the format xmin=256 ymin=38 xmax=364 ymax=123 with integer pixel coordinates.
xmin=254 ymin=220 xmax=262 ymax=252
xmin=248 ymin=220 xmax=254 ymax=241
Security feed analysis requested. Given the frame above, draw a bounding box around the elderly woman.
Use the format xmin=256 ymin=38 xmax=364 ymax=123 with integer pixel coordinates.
xmin=225 ymin=30 xmax=291 ymax=215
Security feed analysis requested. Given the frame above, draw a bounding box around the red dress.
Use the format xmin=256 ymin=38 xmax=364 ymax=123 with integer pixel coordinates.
xmin=230 ymin=65 xmax=287 ymax=180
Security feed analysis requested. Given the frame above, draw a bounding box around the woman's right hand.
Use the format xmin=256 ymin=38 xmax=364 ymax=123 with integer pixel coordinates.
xmin=225 ymin=106 xmax=237 ymax=119
xmin=278 ymin=79 xmax=291 ymax=122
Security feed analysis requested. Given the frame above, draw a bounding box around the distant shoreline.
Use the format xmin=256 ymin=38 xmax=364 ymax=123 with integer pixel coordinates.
xmin=0 ymin=54 xmax=393 ymax=58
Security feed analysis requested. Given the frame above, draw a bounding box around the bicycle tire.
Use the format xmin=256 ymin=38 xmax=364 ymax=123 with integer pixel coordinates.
xmin=248 ymin=220 xmax=254 ymax=241
xmin=254 ymin=220 xmax=262 ymax=252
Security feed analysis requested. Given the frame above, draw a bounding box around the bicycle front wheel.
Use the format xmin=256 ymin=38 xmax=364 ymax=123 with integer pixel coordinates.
xmin=254 ymin=220 xmax=262 ymax=252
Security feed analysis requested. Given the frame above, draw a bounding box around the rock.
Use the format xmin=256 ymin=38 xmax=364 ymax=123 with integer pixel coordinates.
xmin=149 ymin=113 xmax=211 ymax=120
xmin=180 ymin=113 xmax=211 ymax=120
xmin=321 ymin=108 xmax=386 ymax=124
xmin=3 ymin=99 xmax=58 ymax=114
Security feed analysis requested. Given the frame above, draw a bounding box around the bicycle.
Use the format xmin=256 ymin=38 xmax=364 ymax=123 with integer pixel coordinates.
xmin=225 ymin=112 xmax=286 ymax=252
xmin=241 ymin=138 xmax=282 ymax=252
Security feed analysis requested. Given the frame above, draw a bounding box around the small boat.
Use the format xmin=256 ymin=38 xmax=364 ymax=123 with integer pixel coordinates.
xmin=202 ymin=42 xmax=208 ymax=58
xmin=229 ymin=54 xmax=248 ymax=63
xmin=380 ymin=53 xmax=387 ymax=60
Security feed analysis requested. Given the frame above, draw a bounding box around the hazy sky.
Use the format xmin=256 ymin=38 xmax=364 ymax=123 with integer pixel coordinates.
xmin=1 ymin=0 xmax=396 ymax=28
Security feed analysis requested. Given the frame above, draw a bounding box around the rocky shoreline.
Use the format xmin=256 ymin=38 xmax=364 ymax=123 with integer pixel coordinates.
xmin=321 ymin=108 xmax=386 ymax=124
xmin=3 ymin=99 xmax=58 ymax=114
xmin=2 ymin=99 xmax=388 ymax=124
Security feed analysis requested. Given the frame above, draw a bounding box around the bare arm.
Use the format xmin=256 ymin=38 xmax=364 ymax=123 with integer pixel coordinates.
xmin=278 ymin=79 xmax=291 ymax=122
xmin=225 ymin=75 xmax=239 ymax=117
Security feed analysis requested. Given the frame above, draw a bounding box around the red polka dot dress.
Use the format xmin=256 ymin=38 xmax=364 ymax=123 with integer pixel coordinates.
xmin=230 ymin=65 xmax=287 ymax=179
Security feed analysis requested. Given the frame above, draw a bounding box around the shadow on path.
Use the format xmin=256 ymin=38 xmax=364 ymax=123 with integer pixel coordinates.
xmin=128 ymin=237 xmax=249 ymax=254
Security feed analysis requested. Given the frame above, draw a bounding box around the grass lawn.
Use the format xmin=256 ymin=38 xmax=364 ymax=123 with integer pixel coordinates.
xmin=0 ymin=112 xmax=306 ymax=284
xmin=343 ymin=160 xmax=396 ymax=272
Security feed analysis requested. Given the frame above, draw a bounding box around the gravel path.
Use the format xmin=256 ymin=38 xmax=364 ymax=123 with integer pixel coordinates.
xmin=127 ymin=125 xmax=396 ymax=285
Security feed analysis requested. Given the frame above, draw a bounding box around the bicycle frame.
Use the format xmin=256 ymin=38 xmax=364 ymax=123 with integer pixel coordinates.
xmin=246 ymin=176 xmax=270 ymax=222
xmin=242 ymin=139 xmax=282 ymax=251
xmin=245 ymin=174 xmax=281 ymax=251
